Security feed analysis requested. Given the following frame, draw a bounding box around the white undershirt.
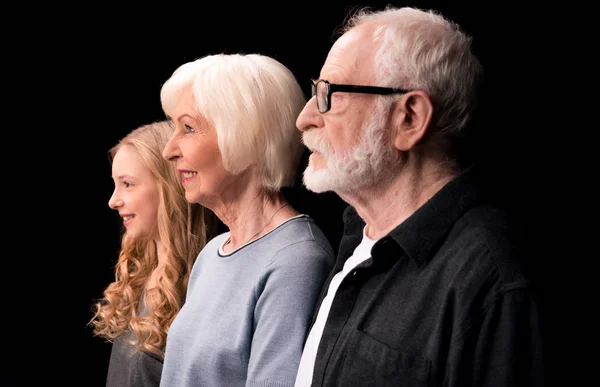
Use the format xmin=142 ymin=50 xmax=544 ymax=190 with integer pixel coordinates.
xmin=294 ymin=227 xmax=377 ymax=386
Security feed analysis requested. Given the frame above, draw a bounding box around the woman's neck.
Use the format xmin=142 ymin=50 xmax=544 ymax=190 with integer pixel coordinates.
xmin=220 ymin=191 xmax=297 ymax=252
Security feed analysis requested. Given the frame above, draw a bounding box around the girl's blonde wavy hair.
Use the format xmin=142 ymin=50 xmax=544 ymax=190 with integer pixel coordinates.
xmin=90 ymin=120 xmax=215 ymax=357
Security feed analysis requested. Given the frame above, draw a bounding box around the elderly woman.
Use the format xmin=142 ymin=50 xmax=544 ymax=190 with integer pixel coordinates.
xmin=159 ymin=53 xmax=335 ymax=387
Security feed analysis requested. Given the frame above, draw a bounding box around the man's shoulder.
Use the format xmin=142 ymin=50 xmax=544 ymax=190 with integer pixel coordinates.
xmin=442 ymin=203 xmax=532 ymax=291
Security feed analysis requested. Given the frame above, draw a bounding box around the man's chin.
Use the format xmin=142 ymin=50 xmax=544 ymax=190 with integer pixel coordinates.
xmin=303 ymin=167 xmax=334 ymax=193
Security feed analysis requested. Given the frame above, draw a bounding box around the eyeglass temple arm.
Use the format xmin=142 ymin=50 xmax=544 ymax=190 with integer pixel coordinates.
xmin=333 ymin=84 xmax=409 ymax=95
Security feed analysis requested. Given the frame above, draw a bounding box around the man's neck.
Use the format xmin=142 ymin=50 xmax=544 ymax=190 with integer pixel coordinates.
xmin=339 ymin=162 xmax=458 ymax=240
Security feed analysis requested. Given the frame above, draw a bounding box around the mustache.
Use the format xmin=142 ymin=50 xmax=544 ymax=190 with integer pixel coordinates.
xmin=302 ymin=132 xmax=331 ymax=155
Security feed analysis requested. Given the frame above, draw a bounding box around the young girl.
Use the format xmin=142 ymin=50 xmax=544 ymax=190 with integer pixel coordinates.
xmin=90 ymin=120 xmax=216 ymax=386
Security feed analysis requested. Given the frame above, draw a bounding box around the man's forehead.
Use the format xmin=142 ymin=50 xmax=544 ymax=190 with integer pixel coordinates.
xmin=321 ymin=25 xmax=376 ymax=83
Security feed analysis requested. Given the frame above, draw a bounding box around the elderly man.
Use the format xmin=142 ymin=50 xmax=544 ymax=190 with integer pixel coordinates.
xmin=294 ymin=6 xmax=544 ymax=387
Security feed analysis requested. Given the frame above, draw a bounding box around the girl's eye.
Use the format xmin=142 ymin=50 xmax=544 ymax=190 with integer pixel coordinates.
xmin=123 ymin=181 xmax=132 ymax=188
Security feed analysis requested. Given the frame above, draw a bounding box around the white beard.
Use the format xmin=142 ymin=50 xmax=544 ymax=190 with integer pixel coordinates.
xmin=302 ymin=101 xmax=398 ymax=194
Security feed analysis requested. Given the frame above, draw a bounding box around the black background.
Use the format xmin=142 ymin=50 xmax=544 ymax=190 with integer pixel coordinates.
xmin=3 ymin=1 xmax=572 ymax=386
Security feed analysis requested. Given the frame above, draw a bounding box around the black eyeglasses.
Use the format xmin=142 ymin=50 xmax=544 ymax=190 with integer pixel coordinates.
xmin=311 ymin=79 xmax=410 ymax=113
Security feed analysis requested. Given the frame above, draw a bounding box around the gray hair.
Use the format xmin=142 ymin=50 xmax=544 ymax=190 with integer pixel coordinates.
xmin=161 ymin=54 xmax=307 ymax=190
xmin=342 ymin=6 xmax=483 ymax=156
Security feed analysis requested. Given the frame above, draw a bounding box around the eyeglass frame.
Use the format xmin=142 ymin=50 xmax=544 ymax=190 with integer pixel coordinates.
xmin=311 ymin=79 xmax=410 ymax=113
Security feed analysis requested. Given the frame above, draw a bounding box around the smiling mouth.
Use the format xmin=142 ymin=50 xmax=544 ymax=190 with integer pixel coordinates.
xmin=181 ymin=171 xmax=197 ymax=184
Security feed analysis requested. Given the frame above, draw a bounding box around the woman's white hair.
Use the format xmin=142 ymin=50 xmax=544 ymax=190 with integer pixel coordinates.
xmin=161 ymin=54 xmax=306 ymax=191
xmin=343 ymin=6 xmax=483 ymax=144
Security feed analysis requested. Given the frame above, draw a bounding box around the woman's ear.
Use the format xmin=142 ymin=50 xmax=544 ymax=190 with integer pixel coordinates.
xmin=391 ymin=90 xmax=433 ymax=151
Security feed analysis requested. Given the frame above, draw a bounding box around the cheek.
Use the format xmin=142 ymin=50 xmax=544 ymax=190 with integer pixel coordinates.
xmin=140 ymin=190 xmax=160 ymax=223
xmin=324 ymin=126 xmax=347 ymax=155
xmin=199 ymin=162 xmax=227 ymax=187
xmin=146 ymin=208 xmax=160 ymax=231
xmin=188 ymin=143 xmax=222 ymax=170
xmin=339 ymin=118 xmax=365 ymax=151
xmin=198 ymin=154 xmax=219 ymax=170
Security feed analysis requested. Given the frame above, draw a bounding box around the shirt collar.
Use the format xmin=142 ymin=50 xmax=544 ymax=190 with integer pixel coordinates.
xmin=342 ymin=166 xmax=483 ymax=268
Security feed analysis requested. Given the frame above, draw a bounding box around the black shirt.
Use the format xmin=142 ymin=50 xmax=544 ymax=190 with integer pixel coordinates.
xmin=309 ymin=168 xmax=544 ymax=387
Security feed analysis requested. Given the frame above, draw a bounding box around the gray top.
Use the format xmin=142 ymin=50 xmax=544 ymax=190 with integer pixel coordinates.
xmin=160 ymin=215 xmax=335 ymax=387
xmin=106 ymin=324 xmax=163 ymax=386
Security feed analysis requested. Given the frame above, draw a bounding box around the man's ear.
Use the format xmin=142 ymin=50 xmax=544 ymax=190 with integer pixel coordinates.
xmin=391 ymin=90 xmax=433 ymax=151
